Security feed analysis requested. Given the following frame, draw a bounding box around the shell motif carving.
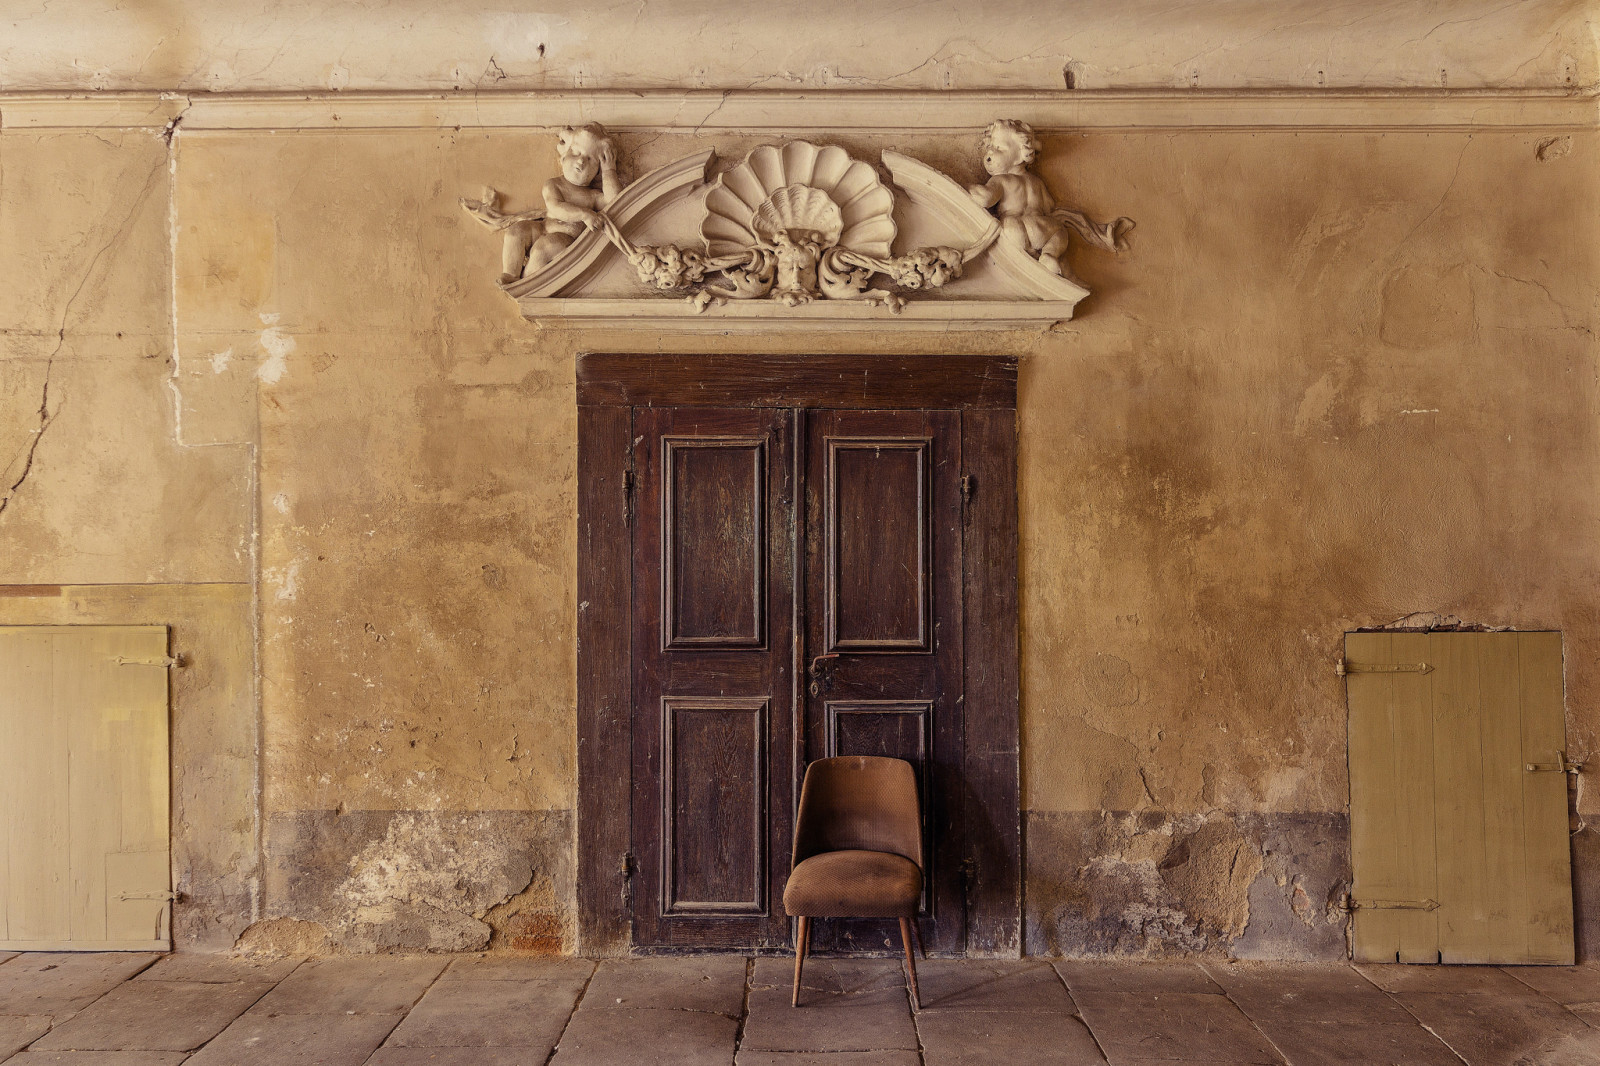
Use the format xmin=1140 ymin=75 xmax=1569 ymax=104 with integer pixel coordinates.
xmin=702 ymin=142 xmax=896 ymax=258
xmin=751 ymin=185 xmax=844 ymax=248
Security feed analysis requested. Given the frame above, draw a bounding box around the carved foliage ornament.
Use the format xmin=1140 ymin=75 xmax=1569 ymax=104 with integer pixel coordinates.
xmin=463 ymin=121 xmax=1133 ymax=329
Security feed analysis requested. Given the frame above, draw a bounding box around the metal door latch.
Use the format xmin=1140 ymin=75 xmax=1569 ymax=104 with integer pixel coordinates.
xmin=116 ymin=891 xmax=179 ymax=902
xmin=115 ymin=655 xmax=180 ymax=668
xmin=1336 ymin=660 xmax=1432 ymax=676
xmin=1350 ymin=897 xmax=1440 ymax=911
xmin=1526 ymin=752 xmax=1584 ymax=774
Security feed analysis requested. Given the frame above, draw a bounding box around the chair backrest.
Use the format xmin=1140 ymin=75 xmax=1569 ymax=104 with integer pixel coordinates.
xmin=792 ymin=756 xmax=922 ymax=868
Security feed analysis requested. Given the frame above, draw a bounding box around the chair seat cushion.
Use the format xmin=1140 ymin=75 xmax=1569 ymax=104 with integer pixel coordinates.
xmin=783 ymin=849 xmax=922 ymax=918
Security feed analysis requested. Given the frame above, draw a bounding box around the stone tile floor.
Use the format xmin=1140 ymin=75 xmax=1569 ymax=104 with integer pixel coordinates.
xmin=1 ymin=950 xmax=1599 ymax=1065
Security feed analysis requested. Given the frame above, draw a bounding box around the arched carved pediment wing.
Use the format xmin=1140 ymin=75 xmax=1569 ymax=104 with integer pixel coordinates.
xmin=881 ymin=150 xmax=1091 ymax=306
xmin=505 ymin=149 xmax=715 ymax=299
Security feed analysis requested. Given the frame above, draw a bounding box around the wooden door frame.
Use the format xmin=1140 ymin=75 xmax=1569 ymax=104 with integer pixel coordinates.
xmin=576 ymin=352 xmax=1020 ymax=956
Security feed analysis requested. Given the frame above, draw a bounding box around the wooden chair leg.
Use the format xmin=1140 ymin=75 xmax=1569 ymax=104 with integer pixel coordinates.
xmin=898 ymin=917 xmax=921 ymax=1010
xmin=792 ymin=916 xmax=810 ymax=1007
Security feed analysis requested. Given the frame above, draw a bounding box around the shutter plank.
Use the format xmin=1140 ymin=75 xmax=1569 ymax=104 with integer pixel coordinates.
xmin=1434 ymin=632 xmax=1490 ymax=963
xmin=1478 ymin=634 xmax=1527 ymax=963
xmin=1348 ymin=632 xmax=1401 ymax=961
xmin=1390 ymin=631 xmax=1439 ymax=962
xmin=0 ymin=630 xmax=55 ymax=942
xmin=7 ymin=631 xmax=70 ymax=942
xmin=1518 ymin=632 xmax=1574 ymax=963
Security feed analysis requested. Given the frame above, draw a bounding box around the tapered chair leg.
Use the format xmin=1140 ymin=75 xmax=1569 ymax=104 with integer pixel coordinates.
xmin=792 ymin=916 xmax=810 ymax=1007
xmin=898 ymin=917 xmax=921 ymax=1010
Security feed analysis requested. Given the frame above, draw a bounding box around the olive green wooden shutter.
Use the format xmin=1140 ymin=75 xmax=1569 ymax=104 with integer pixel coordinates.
xmin=0 ymin=626 xmax=172 ymax=950
xmin=1347 ymin=631 xmax=1573 ymax=964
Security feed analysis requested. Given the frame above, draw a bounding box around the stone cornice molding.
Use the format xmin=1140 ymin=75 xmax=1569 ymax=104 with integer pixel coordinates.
xmin=1 ymin=88 xmax=1595 ymax=133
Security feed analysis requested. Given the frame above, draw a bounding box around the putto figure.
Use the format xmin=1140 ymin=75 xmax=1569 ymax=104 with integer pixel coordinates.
xmin=462 ymin=123 xmax=623 ymax=284
xmin=968 ymin=119 xmax=1133 ymax=283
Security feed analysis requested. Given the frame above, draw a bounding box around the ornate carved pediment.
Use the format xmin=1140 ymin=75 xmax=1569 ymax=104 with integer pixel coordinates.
xmin=463 ymin=122 xmax=1132 ymax=332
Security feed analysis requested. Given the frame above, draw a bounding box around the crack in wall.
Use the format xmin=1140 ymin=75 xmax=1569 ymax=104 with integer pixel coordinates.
xmin=0 ymin=147 xmax=165 ymax=522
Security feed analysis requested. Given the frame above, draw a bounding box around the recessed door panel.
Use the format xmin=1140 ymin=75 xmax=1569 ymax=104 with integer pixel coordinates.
xmin=662 ymin=697 xmax=767 ymax=914
xmin=826 ymin=439 xmax=930 ymax=652
xmin=663 ymin=438 xmax=766 ymax=649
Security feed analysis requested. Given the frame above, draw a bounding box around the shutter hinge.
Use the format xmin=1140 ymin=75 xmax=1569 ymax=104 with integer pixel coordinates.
xmin=1349 ymin=897 xmax=1440 ymax=911
xmin=1526 ymin=751 xmax=1584 ymax=774
xmin=116 ymin=655 xmax=181 ymax=668
xmin=116 ymin=890 xmax=180 ymax=902
xmin=1335 ymin=660 xmax=1432 ymax=677
xmin=623 ymin=469 xmax=636 ymax=525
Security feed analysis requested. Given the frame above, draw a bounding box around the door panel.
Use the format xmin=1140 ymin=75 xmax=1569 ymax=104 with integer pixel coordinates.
xmin=662 ymin=697 xmax=768 ymax=914
xmin=663 ymin=438 xmax=767 ymax=649
xmin=804 ymin=409 xmax=966 ymax=954
xmin=825 ymin=438 xmax=930 ymax=651
xmin=631 ymin=408 xmax=795 ymax=950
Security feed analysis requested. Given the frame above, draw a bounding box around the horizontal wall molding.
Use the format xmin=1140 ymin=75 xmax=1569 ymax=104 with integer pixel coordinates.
xmin=1 ymin=88 xmax=1595 ymax=133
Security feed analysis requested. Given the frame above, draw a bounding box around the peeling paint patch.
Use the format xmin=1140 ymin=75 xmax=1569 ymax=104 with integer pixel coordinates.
xmin=1025 ymin=810 xmax=1349 ymax=959
xmin=257 ymin=313 xmax=294 ymax=384
xmin=209 ymin=348 xmax=232 ymax=373
xmin=235 ymin=917 xmax=334 ymax=956
xmin=265 ymin=559 xmax=300 ymax=602
xmin=263 ymin=809 xmax=572 ymax=954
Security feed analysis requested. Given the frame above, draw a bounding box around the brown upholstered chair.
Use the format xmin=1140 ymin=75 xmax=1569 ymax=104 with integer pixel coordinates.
xmin=783 ymin=755 xmax=924 ymax=1008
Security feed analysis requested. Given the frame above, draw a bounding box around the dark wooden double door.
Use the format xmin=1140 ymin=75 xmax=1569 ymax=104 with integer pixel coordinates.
xmin=631 ymin=405 xmax=967 ymax=953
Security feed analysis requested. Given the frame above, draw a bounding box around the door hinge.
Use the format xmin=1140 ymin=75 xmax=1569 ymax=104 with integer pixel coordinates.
xmin=1336 ymin=660 xmax=1432 ymax=677
xmin=116 ymin=890 xmax=179 ymax=902
xmin=1350 ymin=897 xmax=1440 ymax=911
xmin=619 ymin=850 xmax=635 ymax=911
xmin=115 ymin=655 xmax=180 ymax=668
xmin=1526 ymin=751 xmax=1584 ymax=774
xmin=960 ymin=474 xmax=974 ymax=505
xmin=622 ymin=468 xmax=635 ymax=525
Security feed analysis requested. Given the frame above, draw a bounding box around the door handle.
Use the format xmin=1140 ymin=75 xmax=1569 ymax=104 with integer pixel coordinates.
xmin=808 ymin=654 xmax=839 ymax=677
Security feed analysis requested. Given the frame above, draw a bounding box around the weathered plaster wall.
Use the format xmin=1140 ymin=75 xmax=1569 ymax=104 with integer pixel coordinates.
xmin=1 ymin=0 xmax=1595 ymax=92
xmin=1020 ymin=128 xmax=1600 ymax=957
xmin=4 ymin=103 xmax=1598 ymax=958
xmin=0 ymin=124 xmax=259 ymax=951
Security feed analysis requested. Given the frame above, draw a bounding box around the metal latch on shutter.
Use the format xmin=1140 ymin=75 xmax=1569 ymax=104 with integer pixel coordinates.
xmin=1349 ymin=897 xmax=1440 ymax=911
xmin=1335 ymin=660 xmax=1432 ymax=677
xmin=116 ymin=890 xmax=178 ymax=901
xmin=1525 ymin=751 xmax=1584 ymax=774
xmin=115 ymin=655 xmax=180 ymax=668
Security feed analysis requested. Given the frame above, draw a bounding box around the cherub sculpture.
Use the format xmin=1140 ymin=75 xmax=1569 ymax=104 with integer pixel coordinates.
xmin=462 ymin=123 xmax=623 ymax=284
xmin=968 ymin=119 xmax=1133 ymax=283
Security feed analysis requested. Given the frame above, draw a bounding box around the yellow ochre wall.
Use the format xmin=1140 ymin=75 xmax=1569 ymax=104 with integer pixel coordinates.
xmin=3 ymin=0 xmax=1599 ymax=957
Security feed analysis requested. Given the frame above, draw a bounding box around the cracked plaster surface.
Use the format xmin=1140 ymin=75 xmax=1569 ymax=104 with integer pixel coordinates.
xmin=0 ymin=0 xmax=1594 ymax=93
xmin=3 ymin=80 xmax=1599 ymax=958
